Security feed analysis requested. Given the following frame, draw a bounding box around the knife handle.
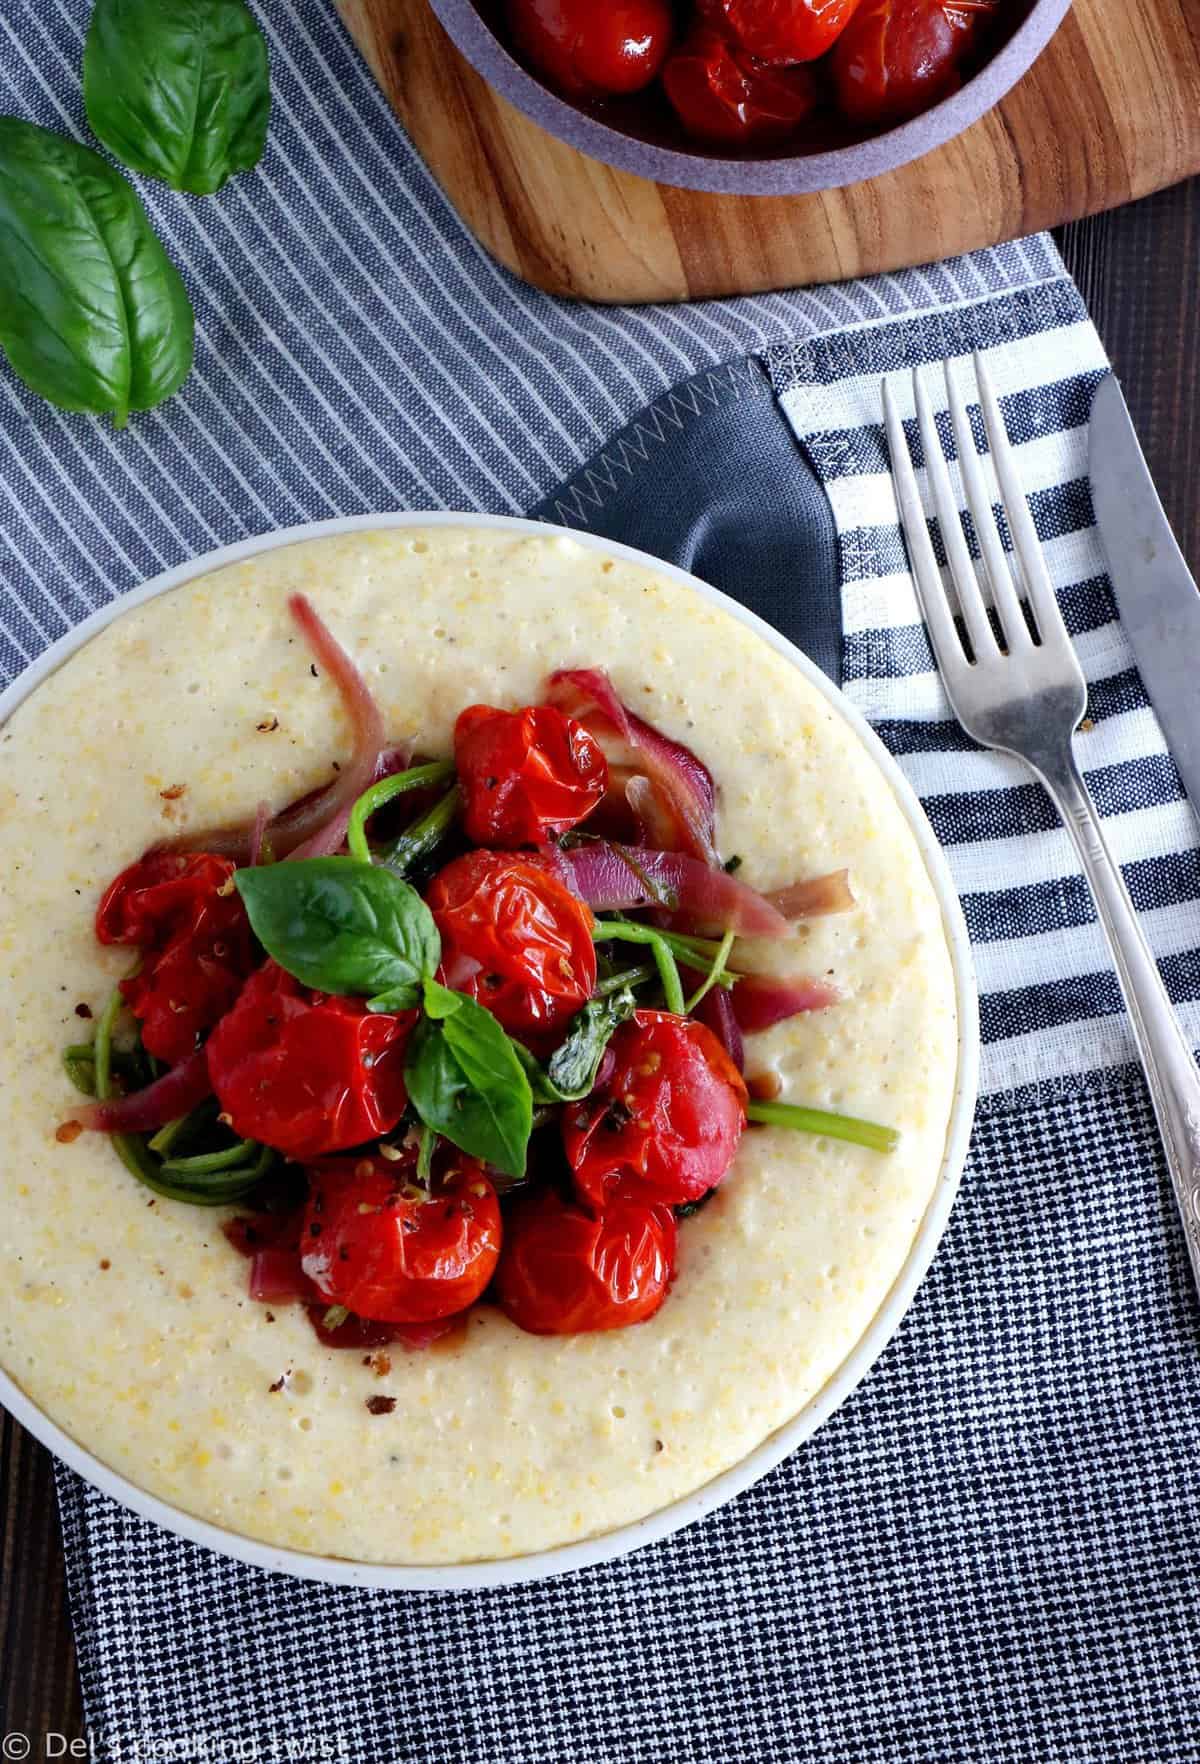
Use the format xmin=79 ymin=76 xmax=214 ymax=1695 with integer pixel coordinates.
xmin=1039 ymin=745 xmax=1200 ymax=1294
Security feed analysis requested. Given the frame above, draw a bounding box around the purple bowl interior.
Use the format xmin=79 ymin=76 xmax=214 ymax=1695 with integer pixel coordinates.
xmin=426 ymin=0 xmax=1073 ymax=196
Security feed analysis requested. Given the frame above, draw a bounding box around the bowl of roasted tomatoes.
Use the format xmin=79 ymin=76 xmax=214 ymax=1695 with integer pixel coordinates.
xmin=427 ymin=0 xmax=1071 ymax=194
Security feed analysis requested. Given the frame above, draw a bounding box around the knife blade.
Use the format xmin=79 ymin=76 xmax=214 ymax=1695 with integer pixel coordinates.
xmin=1089 ymin=373 xmax=1200 ymax=820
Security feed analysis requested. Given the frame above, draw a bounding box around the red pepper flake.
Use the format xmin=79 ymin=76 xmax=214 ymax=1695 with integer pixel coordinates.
xmin=256 ymin=715 xmax=280 ymax=733
xmin=98 ymin=1259 xmax=111 ymax=1271
xmin=366 ymin=1394 xmax=397 ymax=1416
xmin=74 ymin=1002 xmax=93 ymax=1020
xmin=160 ymin=784 xmax=187 ymax=801
xmin=268 ymin=1375 xmax=286 ymax=1393
xmin=55 ymin=1120 xmax=83 ymax=1144
xmin=363 ymin=1351 xmax=392 ymax=1377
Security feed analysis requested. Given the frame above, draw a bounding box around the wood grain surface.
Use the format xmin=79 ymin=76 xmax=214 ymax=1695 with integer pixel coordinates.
xmin=337 ymin=0 xmax=1200 ymax=302
xmin=1 ymin=180 xmax=1196 ymax=1742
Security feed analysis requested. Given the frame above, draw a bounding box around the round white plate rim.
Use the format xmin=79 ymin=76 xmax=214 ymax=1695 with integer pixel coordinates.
xmin=0 ymin=510 xmax=979 ymax=1590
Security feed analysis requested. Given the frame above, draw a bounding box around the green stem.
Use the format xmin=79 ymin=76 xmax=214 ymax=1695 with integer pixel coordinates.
xmin=147 ymin=1114 xmax=192 ymax=1157
xmin=591 ymin=920 xmax=684 ymax=1015
xmin=347 ymin=761 xmax=455 ymax=864
xmin=685 ymin=929 xmax=736 ymax=1015
xmin=594 ymin=964 xmax=656 ymax=998
xmin=377 ymin=785 xmax=460 ymax=876
xmin=162 ymin=1140 xmax=263 ymax=1176
xmin=416 ymin=1121 xmax=435 ymax=1191
xmin=746 ymin=1099 xmax=899 ymax=1155
xmin=599 ymin=920 xmax=741 ymax=989
xmin=92 ymin=986 xmax=122 ymax=1103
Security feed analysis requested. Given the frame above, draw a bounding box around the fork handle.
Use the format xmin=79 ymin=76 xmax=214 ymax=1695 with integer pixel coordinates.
xmin=1037 ymin=744 xmax=1200 ymax=1290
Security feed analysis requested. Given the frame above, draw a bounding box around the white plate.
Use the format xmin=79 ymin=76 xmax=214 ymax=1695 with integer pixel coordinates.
xmin=0 ymin=512 xmax=979 ymax=1589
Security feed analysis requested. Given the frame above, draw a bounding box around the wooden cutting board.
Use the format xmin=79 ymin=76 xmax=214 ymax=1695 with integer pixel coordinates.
xmin=337 ymin=0 xmax=1200 ymax=303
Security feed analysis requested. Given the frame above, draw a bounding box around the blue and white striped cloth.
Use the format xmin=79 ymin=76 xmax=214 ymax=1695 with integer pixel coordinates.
xmin=770 ymin=287 xmax=1200 ymax=1103
xmin=3 ymin=2 xmax=1200 ymax=1760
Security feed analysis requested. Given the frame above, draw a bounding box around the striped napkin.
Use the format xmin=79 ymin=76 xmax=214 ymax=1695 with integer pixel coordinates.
xmin=4 ymin=2 xmax=1200 ymax=1759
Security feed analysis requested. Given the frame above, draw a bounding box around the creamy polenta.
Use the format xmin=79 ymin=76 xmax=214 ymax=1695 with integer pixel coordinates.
xmin=0 ymin=526 xmax=959 ymax=1565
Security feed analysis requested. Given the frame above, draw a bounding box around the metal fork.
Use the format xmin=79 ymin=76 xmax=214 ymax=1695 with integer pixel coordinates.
xmin=885 ymin=356 xmax=1200 ymax=1295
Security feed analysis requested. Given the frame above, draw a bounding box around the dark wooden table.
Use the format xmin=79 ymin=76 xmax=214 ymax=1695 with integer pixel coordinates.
xmin=2 ymin=177 xmax=1197 ymax=1743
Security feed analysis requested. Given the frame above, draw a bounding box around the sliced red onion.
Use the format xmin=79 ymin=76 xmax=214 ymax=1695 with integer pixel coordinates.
xmin=250 ymin=1248 xmax=318 ymax=1306
xmin=593 ymin=1044 xmax=618 ymax=1092
xmin=730 ymin=972 xmax=840 ymax=1033
xmin=287 ymin=802 xmax=355 ymax=861
xmin=163 ymin=599 xmax=387 ymax=864
xmin=69 ymin=1045 xmax=213 ymax=1134
xmin=625 ymin=774 xmax=679 ymax=852
xmin=767 ymin=869 xmax=855 ymax=919
xmin=248 ymin=800 xmax=270 ymax=867
xmin=547 ymin=667 xmax=719 ymax=865
xmin=281 ymin=593 xmax=385 ymax=854
xmin=548 ymin=843 xmax=792 ymax=938
xmin=693 ymin=984 xmax=745 ymax=1072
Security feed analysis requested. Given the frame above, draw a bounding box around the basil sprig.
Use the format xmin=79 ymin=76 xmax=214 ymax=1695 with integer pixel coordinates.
xmin=517 ymin=986 xmax=638 ymax=1105
xmin=84 ymin=0 xmax=271 ymax=196
xmin=233 ymin=855 xmax=534 ymax=1176
xmin=235 ymin=857 xmax=440 ymax=1011
xmin=405 ymin=981 xmax=532 ymax=1179
xmin=0 ymin=118 xmax=194 ymax=427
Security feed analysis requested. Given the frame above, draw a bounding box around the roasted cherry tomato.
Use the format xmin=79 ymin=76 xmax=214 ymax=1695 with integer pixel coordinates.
xmin=831 ymin=0 xmax=988 ymax=126
xmin=454 ymin=703 xmax=607 ymax=848
xmin=301 ymin=1154 xmax=501 ymax=1324
xmin=95 ymin=851 xmax=255 ymax=1065
xmin=494 ymin=1186 xmax=676 ymax=1335
xmin=662 ymin=21 xmax=821 ymax=145
xmin=426 ymin=850 xmax=597 ymax=1043
xmin=564 ymin=1009 xmax=747 ymax=1209
xmin=206 ymin=962 xmax=415 ymax=1161
xmin=506 ymin=0 xmax=674 ymax=97
xmin=698 ymin=0 xmax=864 ymax=64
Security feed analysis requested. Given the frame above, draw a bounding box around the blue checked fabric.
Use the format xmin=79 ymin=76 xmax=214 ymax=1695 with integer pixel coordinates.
xmin=2 ymin=3 xmax=1199 ymax=1761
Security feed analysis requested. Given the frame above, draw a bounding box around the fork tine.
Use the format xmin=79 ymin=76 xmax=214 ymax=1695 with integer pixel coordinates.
xmin=913 ymin=369 xmax=999 ymax=662
xmin=973 ymin=352 xmax=1065 ymax=644
xmin=883 ymin=379 xmax=969 ymax=680
xmin=943 ymin=360 xmax=1032 ymax=652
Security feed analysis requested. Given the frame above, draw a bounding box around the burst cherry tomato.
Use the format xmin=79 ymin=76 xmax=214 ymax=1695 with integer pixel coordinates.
xmin=206 ymin=962 xmax=415 ymax=1160
xmin=662 ymin=21 xmax=821 ymax=145
xmin=95 ymin=851 xmax=256 ymax=1065
xmin=698 ymin=0 xmax=865 ymax=64
xmin=506 ymin=0 xmax=674 ymax=97
xmin=426 ymin=850 xmax=597 ymax=1043
xmin=564 ymin=1009 xmax=747 ymax=1209
xmin=454 ymin=703 xmax=607 ymax=848
xmin=301 ymin=1154 xmax=501 ymax=1324
xmin=831 ymin=0 xmax=987 ymax=126
xmin=495 ymin=1186 xmax=676 ymax=1335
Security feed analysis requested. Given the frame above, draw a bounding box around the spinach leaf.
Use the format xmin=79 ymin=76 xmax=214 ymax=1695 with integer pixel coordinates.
xmin=84 ymin=0 xmax=271 ymax=196
xmin=0 ymin=118 xmax=194 ymax=426
xmin=516 ymin=987 xmax=638 ymax=1105
xmin=235 ymin=858 xmax=440 ymax=1006
xmin=406 ymin=981 xmax=532 ymax=1179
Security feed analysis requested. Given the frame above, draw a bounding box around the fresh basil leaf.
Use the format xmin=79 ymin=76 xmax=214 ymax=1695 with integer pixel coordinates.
xmin=516 ymin=987 xmax=637 ymax=1105
xmin=365 ymin=984 xmax=421 ymax=1014
xmin=405 ymin=992 xmax=532 ymax=1179
xmin=84 ymin=0 xmax=271 ymax=196
xmin=0 ymin=118 xmax=194 ymax=426
xmin=422 ymin=977 xmax=464 ymax=1020
xmin=235 ymin=858 xmax=440 ymax=1000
